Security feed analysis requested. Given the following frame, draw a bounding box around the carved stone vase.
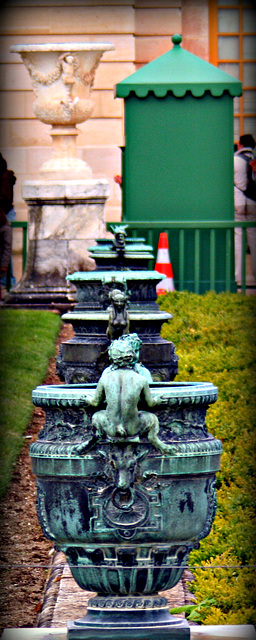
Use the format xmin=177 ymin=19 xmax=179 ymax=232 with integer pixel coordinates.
xmin=10 ymin=43 xmax=114 ymax=179
xmin=5 ymin=42 xmax=114 ymax=310
xmin=30 ymin=380 xmax=221 ymax=639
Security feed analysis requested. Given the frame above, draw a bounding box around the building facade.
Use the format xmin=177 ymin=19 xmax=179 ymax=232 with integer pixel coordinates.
xmin=0 ymin=0 xmax=255 ymax=270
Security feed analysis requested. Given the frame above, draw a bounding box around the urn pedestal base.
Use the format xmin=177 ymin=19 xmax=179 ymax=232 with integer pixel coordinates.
xmin=67 ymin=595 xmax=190 ymax=640
xmin=4 ymin=179 xmax=109 ymax=310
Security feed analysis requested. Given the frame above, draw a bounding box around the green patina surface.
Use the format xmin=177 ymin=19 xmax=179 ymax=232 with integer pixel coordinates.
xmin=32 ymin=380 xmax=217 ymax=404
xmin=31 ymin=334 xmax=220 ymax=637
xmin=61 ymin=311 xmax=172 ymax=321
xmin=67 ymin=270 xmax=166 ymax=283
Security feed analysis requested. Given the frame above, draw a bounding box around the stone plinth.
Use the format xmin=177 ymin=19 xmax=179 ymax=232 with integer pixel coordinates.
xmin=2 ymin=626 xmax=256 ymax=639
xmin=4 ymin=180 xmax=109 ymax=311
xmin=2 ymin=624 xmax=256 ymax=640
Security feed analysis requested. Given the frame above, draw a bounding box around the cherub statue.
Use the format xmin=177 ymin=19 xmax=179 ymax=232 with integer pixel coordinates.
xmin=61 ymin=54 xmax=76 ymax=83
xmin=76 ymin=337 xmax=176 ymax=455
xmin=110 ymin=224 xmax=129 ymax=255
xmin=59 ymin=53 xmax=79 ymax=109
xmin=106 ymin=288 xmax=130 ymax=341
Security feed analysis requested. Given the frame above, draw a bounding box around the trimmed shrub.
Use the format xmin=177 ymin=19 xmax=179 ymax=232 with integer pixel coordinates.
xmin=158 ymin=291 xmax=256 ymax=624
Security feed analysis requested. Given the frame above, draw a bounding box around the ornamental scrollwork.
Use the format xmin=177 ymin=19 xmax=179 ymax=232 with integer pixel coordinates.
xmin=197 ymin=476 xmax=217 ymax=541
xmin=38 ymin=407 xmax=92 ymax=441
xmin=90 ymin=596 xmax=167 ymax=610
xmin=36 ymin=483 xmax=56 ymax=542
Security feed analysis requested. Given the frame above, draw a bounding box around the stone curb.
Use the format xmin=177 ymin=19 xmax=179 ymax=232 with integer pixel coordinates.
xmin=2 ymin=624 xmax=256 ymax=639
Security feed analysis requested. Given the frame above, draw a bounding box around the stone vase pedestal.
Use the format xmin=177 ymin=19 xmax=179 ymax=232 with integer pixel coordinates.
xmin=5 ymin=180 xmax=109 ymax=310
xmin=5 ymin=42 xmax=114 ymax=309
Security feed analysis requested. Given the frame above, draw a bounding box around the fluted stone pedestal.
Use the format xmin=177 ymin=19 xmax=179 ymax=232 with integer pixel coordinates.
xmin=4 ymin=179 xmax=109 ymax=311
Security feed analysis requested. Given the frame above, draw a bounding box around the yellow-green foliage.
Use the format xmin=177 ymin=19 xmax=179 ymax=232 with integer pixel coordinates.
xmin=158 ymin=291 xmax=256 ymax=624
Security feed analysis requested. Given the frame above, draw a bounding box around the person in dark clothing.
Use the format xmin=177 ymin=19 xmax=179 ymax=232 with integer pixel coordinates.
xmin=0 ymin=154 xmax=17 ymax=288
xmin=0 ymin=210 xmax=12 ymax=301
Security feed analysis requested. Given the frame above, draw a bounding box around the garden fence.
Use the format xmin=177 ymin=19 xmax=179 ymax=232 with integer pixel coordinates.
xmin=109 ymin=220 xmax=256 ymax=295
xmin=7 ymin=219 xmax=256 ymax=295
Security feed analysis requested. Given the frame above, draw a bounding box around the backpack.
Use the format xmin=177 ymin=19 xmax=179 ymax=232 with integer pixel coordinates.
xmin=240 ymin=152 xmax=256 ymax=202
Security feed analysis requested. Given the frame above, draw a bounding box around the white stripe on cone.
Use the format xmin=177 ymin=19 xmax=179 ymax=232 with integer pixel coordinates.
xmin=156 ymin=277 xmax=175 ymax=294
xmin=156 ymin=248 xmax=170 ymax=263
xmin=155 ymin=233 xmax=175 ymax=293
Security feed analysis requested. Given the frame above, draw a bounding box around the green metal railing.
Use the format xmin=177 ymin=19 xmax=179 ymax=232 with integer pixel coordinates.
xmin=108 ymin=220 xmax=256 ymax=295
xmin=6 ymin=220 xmax=256 ymax=295
xmin=12 ymin=221 xmax=27 ymax=272
xmin=6 ymin=221 xmax=27 ymax=291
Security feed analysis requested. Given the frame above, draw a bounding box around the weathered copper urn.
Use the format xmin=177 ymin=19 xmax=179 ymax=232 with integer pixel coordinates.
xmin=56 ymin=224 xmax=178 ymax=384
xmin=31 ymin=337 xmax=221 ymax=639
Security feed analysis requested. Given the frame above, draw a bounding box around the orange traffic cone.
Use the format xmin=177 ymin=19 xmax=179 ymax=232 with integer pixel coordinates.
xmin=155 ymin=232 xmax=175 ymax=294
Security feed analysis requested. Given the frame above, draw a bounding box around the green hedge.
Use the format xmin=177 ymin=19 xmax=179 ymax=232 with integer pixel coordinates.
xmin=158 ymin=291 xmax=256 ymax=625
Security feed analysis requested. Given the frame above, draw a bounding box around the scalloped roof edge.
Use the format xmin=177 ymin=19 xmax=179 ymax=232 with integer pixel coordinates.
xmin=115 ymin=86 xmax=242 ymax=98
xmin=115 ymin=44 xmax=242 ymax=99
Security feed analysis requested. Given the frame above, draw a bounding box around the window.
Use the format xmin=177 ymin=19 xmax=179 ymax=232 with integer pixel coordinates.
xmin=209 ymin=0 xmax=256 ymax=141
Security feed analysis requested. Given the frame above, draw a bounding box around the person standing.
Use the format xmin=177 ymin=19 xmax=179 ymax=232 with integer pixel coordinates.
xmin=0 ymin=210 xmax=12 ymax=301
xmin=234 ymin=134 xmax=256 ymax=287
xmin=0 ymin=154 xmax=17 ymax=288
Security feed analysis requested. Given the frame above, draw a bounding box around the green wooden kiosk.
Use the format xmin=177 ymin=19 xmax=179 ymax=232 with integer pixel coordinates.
xmin=115 ymin=35 xmax=242 ymax=292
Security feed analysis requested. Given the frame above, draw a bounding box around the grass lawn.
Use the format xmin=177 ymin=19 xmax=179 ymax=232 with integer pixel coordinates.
xmin=0 ymin=309 xmax=61 ymax=499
